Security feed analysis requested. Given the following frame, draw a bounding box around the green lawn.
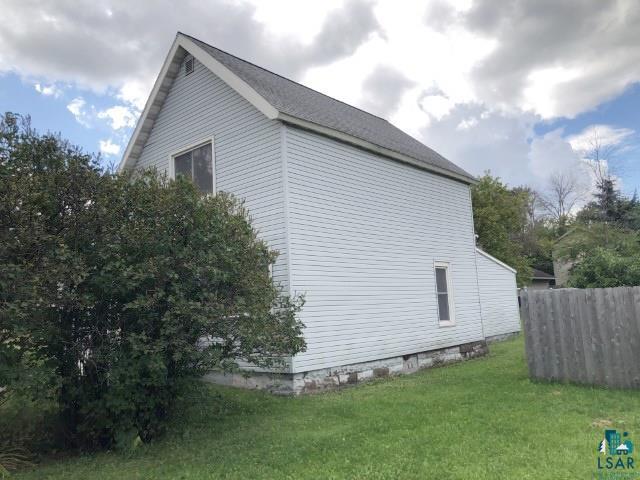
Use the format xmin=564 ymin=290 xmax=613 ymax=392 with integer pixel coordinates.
xmin=9 ymin=337 xmax=640 ymax=479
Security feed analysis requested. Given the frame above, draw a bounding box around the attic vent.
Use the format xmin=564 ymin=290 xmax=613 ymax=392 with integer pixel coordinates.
xmin=184 ymin=57 xmax=194 ymax=76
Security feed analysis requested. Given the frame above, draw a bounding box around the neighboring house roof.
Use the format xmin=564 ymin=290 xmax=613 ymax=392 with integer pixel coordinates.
xmin=531 ymin=268 xmax=554 ymax=280
xmin=475 ymin=248 xmax=517 ymax=274
xmin=119 ymin=32 xmax=476 ymax=185
xmin=554 ymin=227 xmax=578 ymax=244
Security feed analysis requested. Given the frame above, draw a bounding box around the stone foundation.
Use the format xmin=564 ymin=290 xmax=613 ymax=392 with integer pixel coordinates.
xmin=203 ymin=339 xmax=489 ymax=395
xmin=485 ymin=331 xmax=520 ymax=344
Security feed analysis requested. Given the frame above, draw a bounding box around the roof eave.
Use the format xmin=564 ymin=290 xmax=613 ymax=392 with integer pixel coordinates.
xmin=118 ymin=35 xmax=183 ymax=172
xmin=475 ymin=247 xmax=517 ymax=274
xmin=277 ymin=112 xmax=477 ymax=185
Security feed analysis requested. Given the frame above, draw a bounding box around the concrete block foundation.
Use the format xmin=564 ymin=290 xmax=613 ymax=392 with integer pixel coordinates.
xmin=203 ymin=339 xmax=490 ymax=395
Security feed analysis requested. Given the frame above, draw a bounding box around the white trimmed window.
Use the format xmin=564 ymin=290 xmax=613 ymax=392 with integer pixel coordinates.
xmin=173 ymin=142 xmax=214 ymax=194
xmin=434 ymin=262 xmax=455 ymax=326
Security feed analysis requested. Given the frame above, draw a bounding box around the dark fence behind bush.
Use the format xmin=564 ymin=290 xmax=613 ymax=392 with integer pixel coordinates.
xmin=520 ymin=287 xmax=640 ymax=389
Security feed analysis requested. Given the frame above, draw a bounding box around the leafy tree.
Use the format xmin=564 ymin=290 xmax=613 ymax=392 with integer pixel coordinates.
xmin=524 ymin=223 xmax=557 ymax=275
xmin=511 ymin=186 xmax=558 ymax=275
xmin=0 ymin=113 xmax=305 ymax=449
xmin=555 ymin=221 xmax=640 ymax=288
xmin=472 ymin=174 xmax=531 ymax=286
xmin=556 ymin=223 xmax=640 ymax=262
xmin=567 ymin=248 xmax=640 ymax=288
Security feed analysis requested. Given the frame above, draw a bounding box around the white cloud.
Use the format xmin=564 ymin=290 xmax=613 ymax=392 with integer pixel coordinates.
xmin=69 ymin=97 xmax=139 ymax=133
xmin=567 ymin=125 xmax=635 ymax=153
xmin=463 ymin=0 xmax=640 ymax=119
xmin=2 ymin=1 xmax=638 ymax=126
xmin=417 ymin=104 xmax=599 ymax=191
xmin=247 ymin=0 xmax=344 ymax=43
xmin=97 ymin=105 xmax=138 ymax=130
xmin=66 ymin=97 xmax=85 ymax=116
xmin=116 ymin=81 xmax=149 ymax=111
xmin=66 ymin=97 xmax=90 ymax=127
xmin=0 ymin=0 xmax=379 ymax=102
xmin=34 ymin=82 xmax=62 ymax=98
xmin=529 ymin=129 xmax=588 ymax=183
xmin=359 ymin=65 xmax=415 ymax=118
xmin=456 ymin=116 xmax=478 ymax=130
xmin=564 ymin=124 xmax=636 ymax=186
xmin=418 ymin=103 xmax=537 ymax=185
xmin=2 ymin=0 xmax=640 ymax=187
xmin=522 ymin=66 xmax=581 ymax=119
xmin=99 ymin=139 xmax=121 ymax=156
xmin=419 ymin=94 xmax=455 ymax=121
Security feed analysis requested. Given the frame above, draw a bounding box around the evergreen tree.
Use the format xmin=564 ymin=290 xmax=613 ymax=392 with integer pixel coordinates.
xmin=594 ymin=178 xmax=620 ymax=222
xmin=599 ymin=439 xmax=607 ymax=454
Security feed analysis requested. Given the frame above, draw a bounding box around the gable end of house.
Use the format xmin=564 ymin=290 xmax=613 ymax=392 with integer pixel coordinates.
xmin=120 ymin=32 xmax=476 ymax=185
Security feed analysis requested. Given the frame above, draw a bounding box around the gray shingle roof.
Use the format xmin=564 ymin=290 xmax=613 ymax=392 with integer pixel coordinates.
xmin=532 ymin=268 xmax=555 ymax=280
xmin=184 ymin=34 xmax=475 ymax=183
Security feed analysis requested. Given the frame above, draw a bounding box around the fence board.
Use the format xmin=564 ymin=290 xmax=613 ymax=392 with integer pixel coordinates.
xmin=521 ymin=287 xmax=640 ymax=389
xmin=630 ymin=289 xmax=640 ymax=387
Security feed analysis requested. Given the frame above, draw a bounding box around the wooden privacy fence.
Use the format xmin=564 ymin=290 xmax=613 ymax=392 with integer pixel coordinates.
xmin=520 ymin=287 xmax=640 ymax=389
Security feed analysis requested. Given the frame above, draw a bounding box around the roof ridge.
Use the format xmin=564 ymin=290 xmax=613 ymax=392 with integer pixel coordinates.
xmin=178 ymin=31 xmax=392 ymax=124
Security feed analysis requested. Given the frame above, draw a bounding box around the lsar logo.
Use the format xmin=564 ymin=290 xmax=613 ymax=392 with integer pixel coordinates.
xmin=596 ymin=429 xmax=635 ymax=474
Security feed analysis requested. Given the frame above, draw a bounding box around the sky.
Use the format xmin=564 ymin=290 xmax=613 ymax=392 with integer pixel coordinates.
xmin=1 ymin=0 xmax=639 ymax=194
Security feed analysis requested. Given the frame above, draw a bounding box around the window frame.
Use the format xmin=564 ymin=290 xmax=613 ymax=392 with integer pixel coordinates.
xmin=434 ymin=261 xmax=456 ymax=327
xmin=169 ymin=138 xmax=216 ymax=194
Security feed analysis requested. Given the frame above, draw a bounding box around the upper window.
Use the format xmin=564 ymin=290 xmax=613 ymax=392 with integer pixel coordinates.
xmin=174 ymin=142 xmax=214 ymax=194
xmin=434 ymin=262 xmax=455 ymax=326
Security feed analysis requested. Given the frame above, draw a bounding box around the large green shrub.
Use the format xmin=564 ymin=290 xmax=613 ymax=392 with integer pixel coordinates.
xmin=567 ymin=247 xmax=640 ymax=288
xmin=0 ymin=113 xmax=305 ymax=449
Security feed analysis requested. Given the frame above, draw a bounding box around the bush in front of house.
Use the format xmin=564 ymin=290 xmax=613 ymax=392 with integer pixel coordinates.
xmin=0 ymin=113 xmax=305 ymax=450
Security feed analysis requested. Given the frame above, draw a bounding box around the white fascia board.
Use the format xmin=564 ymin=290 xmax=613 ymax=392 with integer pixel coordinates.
xmin=118 ymin=37 xmax=182 ymax=172
xmin=182 ymin=35 xmax=279 ymax=120
xmin=475 ymin=248 xmax=518 ymax=274
xmin=118 ymin=33 xmax=279 ymax=172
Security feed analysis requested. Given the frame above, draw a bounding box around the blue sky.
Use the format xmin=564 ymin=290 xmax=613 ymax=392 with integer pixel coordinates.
xmin=534 ymin=83 xmax=640 ymax=193
xmin=0 ymin=73 xmax=128 ymax=168
xmin=1 ymin=0 xmax=639 ymax=198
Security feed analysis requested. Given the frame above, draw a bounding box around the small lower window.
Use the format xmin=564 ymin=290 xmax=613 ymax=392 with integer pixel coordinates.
xmin=174 ymin=142 xmax=214 ymax=194
xmin=434 ymin=262 xmax=455 ymax=325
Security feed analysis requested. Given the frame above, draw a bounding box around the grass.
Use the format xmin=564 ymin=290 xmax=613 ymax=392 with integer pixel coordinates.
xmin=7 ymin=337 xmax=640 ymax=479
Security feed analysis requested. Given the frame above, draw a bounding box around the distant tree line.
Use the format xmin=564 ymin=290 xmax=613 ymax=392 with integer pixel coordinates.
xmin=472 ymin=128 xmax=640 ymax=288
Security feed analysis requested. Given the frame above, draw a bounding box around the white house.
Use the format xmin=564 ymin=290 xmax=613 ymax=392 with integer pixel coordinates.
xmin=475 ymin=249 xmax=520 ymax=340
xmin=119 ymin=32 xmax=520 ymax=394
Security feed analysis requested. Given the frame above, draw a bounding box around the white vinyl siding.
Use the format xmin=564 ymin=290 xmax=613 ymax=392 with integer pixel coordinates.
xmin=132 ymin=53 xmax=500 ymax=376
xmin=134 ymin=57 xmax=289 ymax=294
xmin=284 ymin=125 xmax=484 ymax=372
xmin=476 ymin=250 xmax=521 ymax=337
